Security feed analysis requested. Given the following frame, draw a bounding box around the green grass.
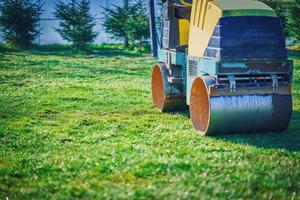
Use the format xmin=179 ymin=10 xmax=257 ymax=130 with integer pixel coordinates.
xmin=0 ymin=45 xmax=300 ymax=199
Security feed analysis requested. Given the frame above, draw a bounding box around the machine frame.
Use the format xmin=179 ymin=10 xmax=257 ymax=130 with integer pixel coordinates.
xmin=149 ymin=0 xmax=293 ymax=135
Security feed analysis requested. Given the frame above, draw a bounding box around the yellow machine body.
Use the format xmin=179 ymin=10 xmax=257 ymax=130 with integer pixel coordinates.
xmin=188 ymin=0 xmax=276 ymax=57
xmin=179 ymin=19 xmax=190 ymax=45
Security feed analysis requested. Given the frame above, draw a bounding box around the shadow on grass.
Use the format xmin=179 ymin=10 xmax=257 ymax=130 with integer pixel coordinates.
xmin=0 ymin=44 xmax=149 ymax=58
xmin=170 ymin=109 xmax=190 ymax=118
xmin=213 ymin=111 xmax=300 ymax=152
xmin=30 ymin=45 xmax=148 ymax=58
xmin=169 ymin=108 xmax=300 ymax=152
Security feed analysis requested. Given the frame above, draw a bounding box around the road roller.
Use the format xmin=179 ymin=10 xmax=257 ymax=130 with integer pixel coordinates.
xmin=148 ymin=0 xmax=293 ymax=135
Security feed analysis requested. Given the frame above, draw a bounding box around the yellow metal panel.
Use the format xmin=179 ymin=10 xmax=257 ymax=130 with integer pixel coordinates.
xmin=197 ymin=0 xmax=204 ymax=27
xmin=188 ymin=0 xmax=276 ymax=58
xmin=201 ymin=0 xmax=213 ymax=29
xmin=179 ymin=19 xmax=190 ymax=45
xmin=193 ymin=0 xmax=202 ymax=26
xmin=188 ymin=1 xmax=222 ymax=57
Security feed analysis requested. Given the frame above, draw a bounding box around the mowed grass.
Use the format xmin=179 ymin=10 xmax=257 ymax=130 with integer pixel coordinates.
xmin=0 ymin=45 xmax=300 ymax=199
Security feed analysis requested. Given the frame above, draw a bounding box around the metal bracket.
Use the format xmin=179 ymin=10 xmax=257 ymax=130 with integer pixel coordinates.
xmin=166 ymin=51 xmax=172 ymax=69
xmin=271 ymin=74 xmax=278 ymax=91
xmin=228 ymin=75 xmax=236 ymax=92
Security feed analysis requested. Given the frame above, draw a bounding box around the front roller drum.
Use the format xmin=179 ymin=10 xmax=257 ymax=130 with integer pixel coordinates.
xmin=190 ymin=77 xmax=292 ymax=135
xmin=151 ymin=64 xmax=187 ymax=112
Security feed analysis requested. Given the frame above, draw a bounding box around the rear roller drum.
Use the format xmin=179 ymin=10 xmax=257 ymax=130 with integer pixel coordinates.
xmin=190 ymin=77 xmax=292 ymax=135
xmin=151 ymin=64 xmax=187 ymax=112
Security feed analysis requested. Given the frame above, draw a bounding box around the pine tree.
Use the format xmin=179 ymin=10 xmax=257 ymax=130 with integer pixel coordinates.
xmin=103 ymin=0 xmax=132 ymax=47
xmin=286 ymin=0 xmax=300 ymax=41
xmin=127 ymin=0 xmax=150 ymax=48
xmin=103 ymin=0 xmax=149 ymax=48
xmin=54 ymin=0 xmax=98 ymax=49
xmin=0 ymin=0 xmax=43 ymax=47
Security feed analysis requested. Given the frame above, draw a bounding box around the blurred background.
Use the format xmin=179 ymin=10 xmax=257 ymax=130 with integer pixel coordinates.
xmin=0 ymin=0 xmax=123 ymax=45
xmin=0 ymin=0 xmax=298 ymax=48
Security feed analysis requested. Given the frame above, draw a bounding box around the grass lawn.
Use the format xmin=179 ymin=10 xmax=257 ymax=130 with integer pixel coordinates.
xmin=0 ymin=45 xmax=300 ymax=199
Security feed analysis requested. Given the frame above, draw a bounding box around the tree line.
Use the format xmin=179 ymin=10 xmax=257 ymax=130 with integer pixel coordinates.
xmin=0 ymin=0 xmax=299 ymax=49
xmin=0 ymin=0 xmax=150 ymax=49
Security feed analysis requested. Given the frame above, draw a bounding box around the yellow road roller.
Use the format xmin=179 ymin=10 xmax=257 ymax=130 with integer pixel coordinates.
xmin=148 ymin=0 xmax=293 ymax=135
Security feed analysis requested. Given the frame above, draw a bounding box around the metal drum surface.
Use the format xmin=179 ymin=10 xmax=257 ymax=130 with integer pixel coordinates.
xmin=152 ymin=64 xmax=187 ymax=112
xmin=190 ymin=77 xmax=292 ymax=135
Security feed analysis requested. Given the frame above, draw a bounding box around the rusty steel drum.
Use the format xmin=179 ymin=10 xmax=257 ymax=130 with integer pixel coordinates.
xmin=151 ymin=64 xmax=187 ymax=112
xmin=190 ymin=77 xmax=292 ymax=135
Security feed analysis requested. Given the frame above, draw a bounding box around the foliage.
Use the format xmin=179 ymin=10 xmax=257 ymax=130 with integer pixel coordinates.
xmin=54 ymin=0 xmax=98 ymax=49
xmin=126 ymin=1 xmax=150 ymax=49
xmin=103 ymin=0 xmax=149 ymax=48
xmin=103 ymin=0 xmax=132 ymax=47
xmin=0 ymin=0 xmax=43 ymax=47
xmin=0 ymin=45 xmax=300 ymax=199
xmin=286 ymin=0 xmax=300 ymax=41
